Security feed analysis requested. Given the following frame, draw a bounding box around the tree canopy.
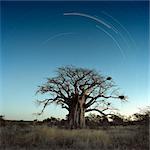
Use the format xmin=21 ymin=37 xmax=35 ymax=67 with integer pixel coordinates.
xmin=36 ymin=66 xmax=126 ymax=128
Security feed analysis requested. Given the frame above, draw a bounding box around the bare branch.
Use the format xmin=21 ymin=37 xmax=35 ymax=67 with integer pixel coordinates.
xmin=36 ymin=66 xmax=126 ymax=118
xmin=85 ymin=108 xmax=115 ymax=117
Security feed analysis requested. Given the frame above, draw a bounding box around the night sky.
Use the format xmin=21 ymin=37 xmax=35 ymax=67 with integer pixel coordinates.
xmin=1 ymin=1 xmax=149 ymax=120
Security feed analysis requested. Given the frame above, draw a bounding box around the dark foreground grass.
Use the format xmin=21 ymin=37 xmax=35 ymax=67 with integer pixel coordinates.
xmin=0 ymin=124 xmax=149 ymax=150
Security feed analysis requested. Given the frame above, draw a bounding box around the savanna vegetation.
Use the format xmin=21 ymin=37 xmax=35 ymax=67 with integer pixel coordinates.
xmin=0 ymin=66 xmax=149 ymax=149
xmin=0 ymin=109 xmax=149 ymax=150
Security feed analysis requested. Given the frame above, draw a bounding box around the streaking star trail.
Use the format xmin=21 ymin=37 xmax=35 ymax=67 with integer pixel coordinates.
xmin=63 ymin=12 xmax=112 ymax=30
xmin=42 ymin=32 xmax=76 ymax=45
xmin=96 ymin=25 xmax=126 ymax=59
xmin=64 ymin=12 xmax=126 ymax=60
xmin=101 ymin=11 xmax=137 ymax=49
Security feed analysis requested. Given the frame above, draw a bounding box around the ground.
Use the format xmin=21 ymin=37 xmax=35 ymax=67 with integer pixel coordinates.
xmin=0 ymin=123 xmax=149 ymax=150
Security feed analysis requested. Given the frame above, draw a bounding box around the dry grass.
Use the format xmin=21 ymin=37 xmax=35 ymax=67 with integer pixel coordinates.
xmin=0 ymin=124 xmax=149 ymax=150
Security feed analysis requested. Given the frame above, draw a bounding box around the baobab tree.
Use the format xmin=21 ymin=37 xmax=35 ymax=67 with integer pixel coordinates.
xmin=36 ymin=66 xmax=126 ymax=128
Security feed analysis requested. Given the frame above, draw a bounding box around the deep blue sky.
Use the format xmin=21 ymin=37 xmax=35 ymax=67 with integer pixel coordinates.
xmin=1 ymin=1 xmax=149 ymax=120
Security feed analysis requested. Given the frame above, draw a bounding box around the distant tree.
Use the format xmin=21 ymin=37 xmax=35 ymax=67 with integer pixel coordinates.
xmin=110 ymin=114 xmax=124 ymax=126
xmin=85 ymin=113 xmax=109 ymax=128
xmin=85 ymin=113 xmax=100 ymax=128
xmin=0 ymin=115 xmax=5 ymax=127
xmin=133 ymin=106 xmax=150 ymax=125
xmin=36 ymin=66 xmax=126 ymax=128
xmin=0 ymin=115 xmax=5 ymax=121
xmin=139 ymin=106 xmax=150 ymax=117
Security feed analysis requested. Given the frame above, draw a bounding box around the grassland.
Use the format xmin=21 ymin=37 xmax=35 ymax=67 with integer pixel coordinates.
xmin=0 ymin=123 xmax=149 ymax=150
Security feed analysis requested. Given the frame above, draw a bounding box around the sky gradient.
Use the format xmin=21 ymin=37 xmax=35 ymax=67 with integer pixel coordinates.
xmin=1 ymin=1 xmax=149 ymax=120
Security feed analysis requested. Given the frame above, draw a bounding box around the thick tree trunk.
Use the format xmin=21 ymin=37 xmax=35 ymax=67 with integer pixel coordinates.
xmin=79 ymin=106 xmax=85 ymax=128
xmin=68 ymin=96 xmax=85 ymax=129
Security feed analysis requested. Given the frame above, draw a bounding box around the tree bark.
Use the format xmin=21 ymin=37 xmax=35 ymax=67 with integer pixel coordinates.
xmin=68 ymin=96 xmax=85 ymax=129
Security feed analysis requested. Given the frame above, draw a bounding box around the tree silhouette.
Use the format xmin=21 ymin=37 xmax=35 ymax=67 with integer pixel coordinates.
xmin=36 ymin=66 xmax=126 ymax=128
xmin=133 ymin=106 xmax=150 ymax=125
xmin=110 ymin=114 xmax=124 ymax=126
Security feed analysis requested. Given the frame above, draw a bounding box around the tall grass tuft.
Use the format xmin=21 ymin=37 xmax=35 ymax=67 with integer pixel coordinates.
xmin=0 ymin=124 xmax=149 ymax=150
